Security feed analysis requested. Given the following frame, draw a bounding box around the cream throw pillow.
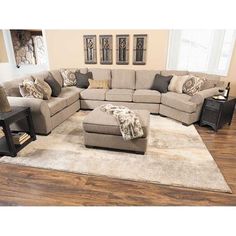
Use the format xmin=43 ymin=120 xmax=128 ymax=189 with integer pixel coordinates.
xmin=168 ymin=75 xmax=190 ymax=93
xmin=34 ymin=78 xmax=52 ymax=100
xmin=88 ymin=79 xmax=109 ymax=89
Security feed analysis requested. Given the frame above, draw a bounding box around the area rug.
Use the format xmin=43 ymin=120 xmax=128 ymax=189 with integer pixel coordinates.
xmin=0 ymin=111 xmax=231 ymax=193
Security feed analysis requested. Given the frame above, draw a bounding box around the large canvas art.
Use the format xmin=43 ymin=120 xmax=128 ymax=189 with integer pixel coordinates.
xmin=99 ymin=35 xmax=112 ymax=64
xmin=83 ymin=35 xmax=97 ymax=64
xmin=133 ymin=34 xmax=147 ymax=65
xmin=116 ymin=35 xmax=129 ymax=64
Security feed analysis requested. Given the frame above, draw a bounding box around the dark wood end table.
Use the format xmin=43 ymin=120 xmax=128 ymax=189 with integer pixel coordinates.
xmin=199 ymin=97 xmax=236 ymax=131
xmin=0 ymin=106 xmax=36 ymax=157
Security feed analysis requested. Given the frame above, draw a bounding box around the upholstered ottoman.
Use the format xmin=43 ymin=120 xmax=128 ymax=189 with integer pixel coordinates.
xmin=83 ymin=107 xmax=150 ymax=154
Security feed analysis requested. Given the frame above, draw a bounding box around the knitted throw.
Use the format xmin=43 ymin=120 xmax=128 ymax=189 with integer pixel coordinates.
xmin=100 ymin=104 xmax=144 ymax=140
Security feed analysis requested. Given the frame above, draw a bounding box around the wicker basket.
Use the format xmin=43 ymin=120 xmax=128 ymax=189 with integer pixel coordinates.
xmin=0 ymin=85 xmax=11 ymax=112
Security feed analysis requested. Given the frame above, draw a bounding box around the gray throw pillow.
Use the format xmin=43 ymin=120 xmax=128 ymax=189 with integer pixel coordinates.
xmin=75 ymin=71 xmax=93 ymax=88
xmin=151 ymin=74 xmax=173 ymax=93
xmin=45 ymin=74 xmax=61 ymax=97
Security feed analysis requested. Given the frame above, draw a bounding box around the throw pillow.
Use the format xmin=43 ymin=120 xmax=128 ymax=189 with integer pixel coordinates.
xmin=183 ymin=76 xmax=206 ymax=96
xmin=168 ymin=75 xmax=190 ymax=93
xmin=34 ymin=78 xmax=52 ymax=100
xmin=75 ymin=71 xmax=93 ymax=88
xmin=151 ymin=74 xmax=173 ymax=93
xmin=20 ymin=79 xmax=43 ymax=99
xmin=60 ymin=68 xmax=78 ymax=87
xmin=45 ymin=74 xmax=61 ymax=97
xmin=49 ymin=70 xmax=64 ymax=87
xmin=88 ymin=79 xmax=109 ymax=89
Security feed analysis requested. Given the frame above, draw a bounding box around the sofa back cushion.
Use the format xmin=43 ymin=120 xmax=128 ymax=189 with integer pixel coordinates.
xmin=161 ymin=70 xmax=188 ymax=76
xmin=111 ymin=69 xmax=135 ymax=89
xmin=32 ymin=71 xmax=49 ymax=81
xmin=135 ymin=70 xmax=160 ymax=89
xmin=2 ymin=76 xmax=32 ymax=97
xmin=88 ymin=68 xmax=111 ymax=81
xmin=190 ymin=72 xmax=222 ymax=90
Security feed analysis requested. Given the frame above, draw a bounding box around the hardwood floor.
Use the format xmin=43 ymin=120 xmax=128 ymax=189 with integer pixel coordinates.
xmin=0 ymin=113 xmax=236 ymax=206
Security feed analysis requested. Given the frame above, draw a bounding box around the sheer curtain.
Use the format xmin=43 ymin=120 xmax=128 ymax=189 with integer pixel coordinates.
xmin=167 ymin=30 xmax=236 ymax=76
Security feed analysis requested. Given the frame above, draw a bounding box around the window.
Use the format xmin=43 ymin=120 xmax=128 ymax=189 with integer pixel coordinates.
xmin=167 ymin=30 xmax=236 ymax=76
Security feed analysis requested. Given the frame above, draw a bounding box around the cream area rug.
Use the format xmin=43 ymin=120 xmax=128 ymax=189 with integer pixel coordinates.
xmin=0 ymin=111 xmax=231 ymax=193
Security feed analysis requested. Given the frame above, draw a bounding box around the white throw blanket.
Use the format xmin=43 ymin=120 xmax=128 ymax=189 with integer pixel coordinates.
xmin=100 ymin=104 xmax=144 ymax=140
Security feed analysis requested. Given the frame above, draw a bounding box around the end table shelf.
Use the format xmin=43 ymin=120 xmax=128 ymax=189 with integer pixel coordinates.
xmin=0 ymin=107 xmax=36 ymax=157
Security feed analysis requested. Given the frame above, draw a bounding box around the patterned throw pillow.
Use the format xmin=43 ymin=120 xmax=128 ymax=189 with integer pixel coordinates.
xmin=34 ymin=78 xmax=52 ymax=100
xmin=88 ymin=79 xmax=110 ymax=89
xmin=19 ymin=78 xmax=43 ymax=99
xmin=60 ymin=68 xmax=78 ymax=87
xmin=183 ymin=76 xmax=206 ymax=96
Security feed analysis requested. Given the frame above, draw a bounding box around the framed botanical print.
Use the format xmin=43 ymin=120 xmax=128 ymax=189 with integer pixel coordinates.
xmin=83 ymin=35 xmax=97 ymax=64
xmin=99 ymin=35 xmax=113 ymax=64
xmin=116 ymin=34 xmax=129 ymax=64
xmin=133 ymin=34 xmax=147 ymax=65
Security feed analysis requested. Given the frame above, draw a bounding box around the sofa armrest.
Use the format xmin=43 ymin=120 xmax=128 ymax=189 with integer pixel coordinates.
xmin=189 ymin=87 xmax=220 ymax=105
xmin=7 ymin=97 xmax=52 ymax=134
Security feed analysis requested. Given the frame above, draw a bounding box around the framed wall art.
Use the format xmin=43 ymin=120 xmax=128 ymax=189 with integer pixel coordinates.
xmin=133 ymin=34 xmax=147 ymax=65
xmin=83 ymin=35 xmax=97 ymax=64
xmin=116 ymin=34 xmax=129 ymax=64
xmin=99 ymin=35 xmax=113 ymax=64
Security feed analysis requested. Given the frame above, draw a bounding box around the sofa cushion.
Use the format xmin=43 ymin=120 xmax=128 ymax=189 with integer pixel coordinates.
xmin=49 ymin=70 xmax=64 ymax=87
xmin=3 ymin=77 xmax=29 ymax=97
xmin=133 ymin=90 xmax=161 ymax=103
xmin=32 ymin=71 xmax=49 ymax=81
xmin=152 ymin=74 xmax=173 ymax=93
xmin=88 ymin=68 xmax=111 ymax=81
xmin=46 ymin=98 xmax=67 ymax=116
xmin=83 ymin=107 xmax=150 ymax=138
xmin=58 ymin=87 xmax=81 ymax=106
xmin=135 ymin=70 xmax=160 ymax=89
xmin=161 ymin=70 xmax=188 ymax=76
xmin=80 ymin=89 xmax=107 ymax=101
xmin=161 ymin=92 xmax=197 ymax=113
xmin=106 ymin=89 xmax=134 ymax=102
xmin=190 ymin=72 xmax=222 ymax=90
xmin=111 ymin=69 xmax=135 ymax=89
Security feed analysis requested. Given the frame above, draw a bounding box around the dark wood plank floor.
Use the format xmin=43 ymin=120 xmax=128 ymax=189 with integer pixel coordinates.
xmin=0 ymin=113 xmax=236 ymax=206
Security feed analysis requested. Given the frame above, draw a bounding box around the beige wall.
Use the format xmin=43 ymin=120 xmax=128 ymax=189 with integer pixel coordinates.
xmin=45 ymin=29 xmax=236 ymax=96
xmin=45 ymin=30 xmax=169 ymax=70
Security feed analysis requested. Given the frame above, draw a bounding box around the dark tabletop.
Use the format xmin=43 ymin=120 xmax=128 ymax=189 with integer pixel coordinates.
xmin=208 ymin=96 xmax=236 ymax=103
xmin=0 ymin=107 xmax=29 ymax=121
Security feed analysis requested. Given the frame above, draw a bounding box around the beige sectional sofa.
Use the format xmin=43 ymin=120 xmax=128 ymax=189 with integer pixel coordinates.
xmin=1 ymin=68 xmax=223 ymax=135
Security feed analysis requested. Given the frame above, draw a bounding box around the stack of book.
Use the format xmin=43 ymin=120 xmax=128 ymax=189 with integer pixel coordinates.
xmin=12 ymin=132 xmax=30 ymax=145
